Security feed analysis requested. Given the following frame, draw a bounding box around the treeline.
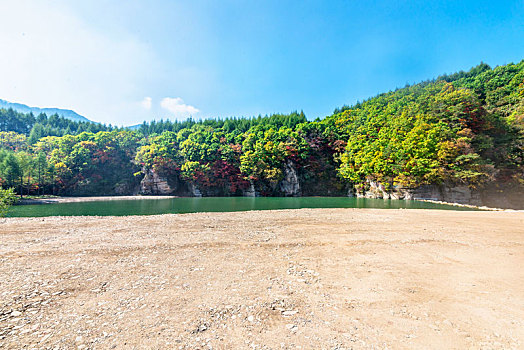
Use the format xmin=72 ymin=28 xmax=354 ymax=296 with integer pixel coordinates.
xmin=135 ymin=111 xmax=307 ymax=135
xmin=0 ymin=109 xmax=114 ymax=144
xmin=0 ymin=60 xmax=522 ymax=198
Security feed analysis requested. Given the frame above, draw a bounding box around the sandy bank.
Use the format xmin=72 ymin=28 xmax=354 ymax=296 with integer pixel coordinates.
xmin=18 ymin=195 xmax=178 ymax=205
xmin=1 ymin=209 xmax=523 ymax=348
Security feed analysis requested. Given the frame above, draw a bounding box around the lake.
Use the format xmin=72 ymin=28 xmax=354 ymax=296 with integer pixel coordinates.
xmin=6 ymin=197 xmax=476 ymax=217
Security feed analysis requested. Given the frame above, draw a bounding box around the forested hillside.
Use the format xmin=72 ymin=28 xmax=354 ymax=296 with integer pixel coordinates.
xmin=332 ymin=61 xmax=523 ymax=189
xmin=0 ymin=61 xmax=522 ymax=207
xmin=0 ymin=109 xmax=113 ymax=143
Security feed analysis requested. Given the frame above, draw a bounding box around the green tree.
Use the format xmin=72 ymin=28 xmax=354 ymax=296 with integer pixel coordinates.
xmin=1 ymin=152 xmax=21 ymax=192
xmin=0 ymin=188 xmax=18 ymax=216
xmin=28 ymin=123 xmax=45 ymax=144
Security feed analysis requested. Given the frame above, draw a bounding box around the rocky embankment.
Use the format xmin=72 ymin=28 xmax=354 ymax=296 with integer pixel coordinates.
xmin=138 ymin=164 xmax=303 ymax=197
xmin=138 ymin=166 xmax=523 ymax=209
xmin=352 ymin=179 xmax=523 ymax=209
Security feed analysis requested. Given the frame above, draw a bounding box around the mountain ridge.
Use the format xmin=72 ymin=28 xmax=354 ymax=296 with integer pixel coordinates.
xmin=0 ymin=99 xmax=92 ymax=123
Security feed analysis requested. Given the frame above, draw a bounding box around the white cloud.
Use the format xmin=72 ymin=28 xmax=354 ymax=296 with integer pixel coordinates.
xmin=141 ymin=97 xmax=152 ymax=109
xmin=0 ymin=0 xmax=155 ymax=125
xmin=160 ymin=97 xmax=199 ymax=118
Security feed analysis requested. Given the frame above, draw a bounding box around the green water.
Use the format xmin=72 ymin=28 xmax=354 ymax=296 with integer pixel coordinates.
xmin=6 ymin=197 xmax=476 ymax=217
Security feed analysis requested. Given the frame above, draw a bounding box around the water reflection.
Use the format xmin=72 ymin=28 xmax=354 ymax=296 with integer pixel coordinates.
xmin=8 ymin=197 xmax=476 ymax=217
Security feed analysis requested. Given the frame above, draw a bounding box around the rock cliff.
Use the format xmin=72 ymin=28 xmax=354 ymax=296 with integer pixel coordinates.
xmin=354 ymin=180 xmax=482 ymax=205
xmin=243 ymin=181 xmax=258 ymax=197
xmin=138 ymin=167 xmax=522 ymax=209
xmin=188 ymin=183 xmax=202 ymax=197
xmin=140 ymin=169 xmax=177 ymax=195
xmin=351 ymin=179 xmax=524 ymax=208
xmin=279 ymin=161 xmax=300 ymax=196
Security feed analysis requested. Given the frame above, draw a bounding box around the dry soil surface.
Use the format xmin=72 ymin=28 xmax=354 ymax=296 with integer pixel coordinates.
xmin=1 ymin=209 xmax=523 ymax=349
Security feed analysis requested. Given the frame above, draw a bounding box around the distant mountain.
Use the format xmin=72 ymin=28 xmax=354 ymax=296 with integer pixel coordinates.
xmin=0 ymin=99 xmax=92 ymax=123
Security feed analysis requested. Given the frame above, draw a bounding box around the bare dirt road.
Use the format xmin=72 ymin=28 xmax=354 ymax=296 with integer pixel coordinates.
xmin=1 ymin=209 xmax=523 ymax=349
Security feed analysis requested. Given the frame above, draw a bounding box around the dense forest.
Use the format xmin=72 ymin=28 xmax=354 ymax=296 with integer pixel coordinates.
xmin=0 ymin=61 xmax=522 ymax=206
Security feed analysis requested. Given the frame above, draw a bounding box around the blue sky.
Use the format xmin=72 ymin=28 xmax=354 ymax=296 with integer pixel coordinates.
xmin=0 ymin=0 xmax=523 ymax=125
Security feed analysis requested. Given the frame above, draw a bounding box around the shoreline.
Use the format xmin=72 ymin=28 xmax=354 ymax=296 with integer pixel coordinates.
xmin=17 ymin=195 xmax=522 ymax=211
xmin=416 ymin=199 xmax=505 ymax=211
xmin=18 ymin=195 xmax=179 ymax=205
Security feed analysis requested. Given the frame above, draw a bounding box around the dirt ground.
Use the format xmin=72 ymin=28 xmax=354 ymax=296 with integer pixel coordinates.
xmin=1 ymin=209 xmax=523 ymax=349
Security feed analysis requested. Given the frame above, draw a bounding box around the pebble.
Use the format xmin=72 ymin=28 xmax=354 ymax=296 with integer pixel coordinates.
xmin=282 ymin=310 xmax=297 ymax=317
xmin=286 ymin=324 xmax=298 ymax=331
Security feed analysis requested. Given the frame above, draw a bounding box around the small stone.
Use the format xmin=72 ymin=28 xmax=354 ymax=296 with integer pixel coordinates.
xmin=282 ymin=310 xmax=297 ymax=317
xmin=247 ymin=315 xmax=254 ymax=322
xmin=286 ymin=324 xmax=297 ymax=331
xmin=11 ymin=311 xmax=22 ymax=317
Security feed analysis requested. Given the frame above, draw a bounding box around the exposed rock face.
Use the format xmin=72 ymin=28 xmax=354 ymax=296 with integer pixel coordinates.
xmin=138 ymin=168 xmax=523 ymax=208
xmin=114 ymin=182 xmax=132 ymax=195
xmin=355 ymin=181 xmax=390 ymax=199
xmin=140 ymin=169 xmax=176 ymax=195
xmin=408 ymin=185 xmax=481 ymax=205
xmin=188 ymin=183 xmax=202 ymax=197
xmin=355 ymin=180 xmax=482 ymax=205
xmin=280 ymin=161 xmax=300 ymax=196
xmin=477 ymin=183 xmax=524 ymax=209
xmin=243 ymin=181 xmax=258 ymax=197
